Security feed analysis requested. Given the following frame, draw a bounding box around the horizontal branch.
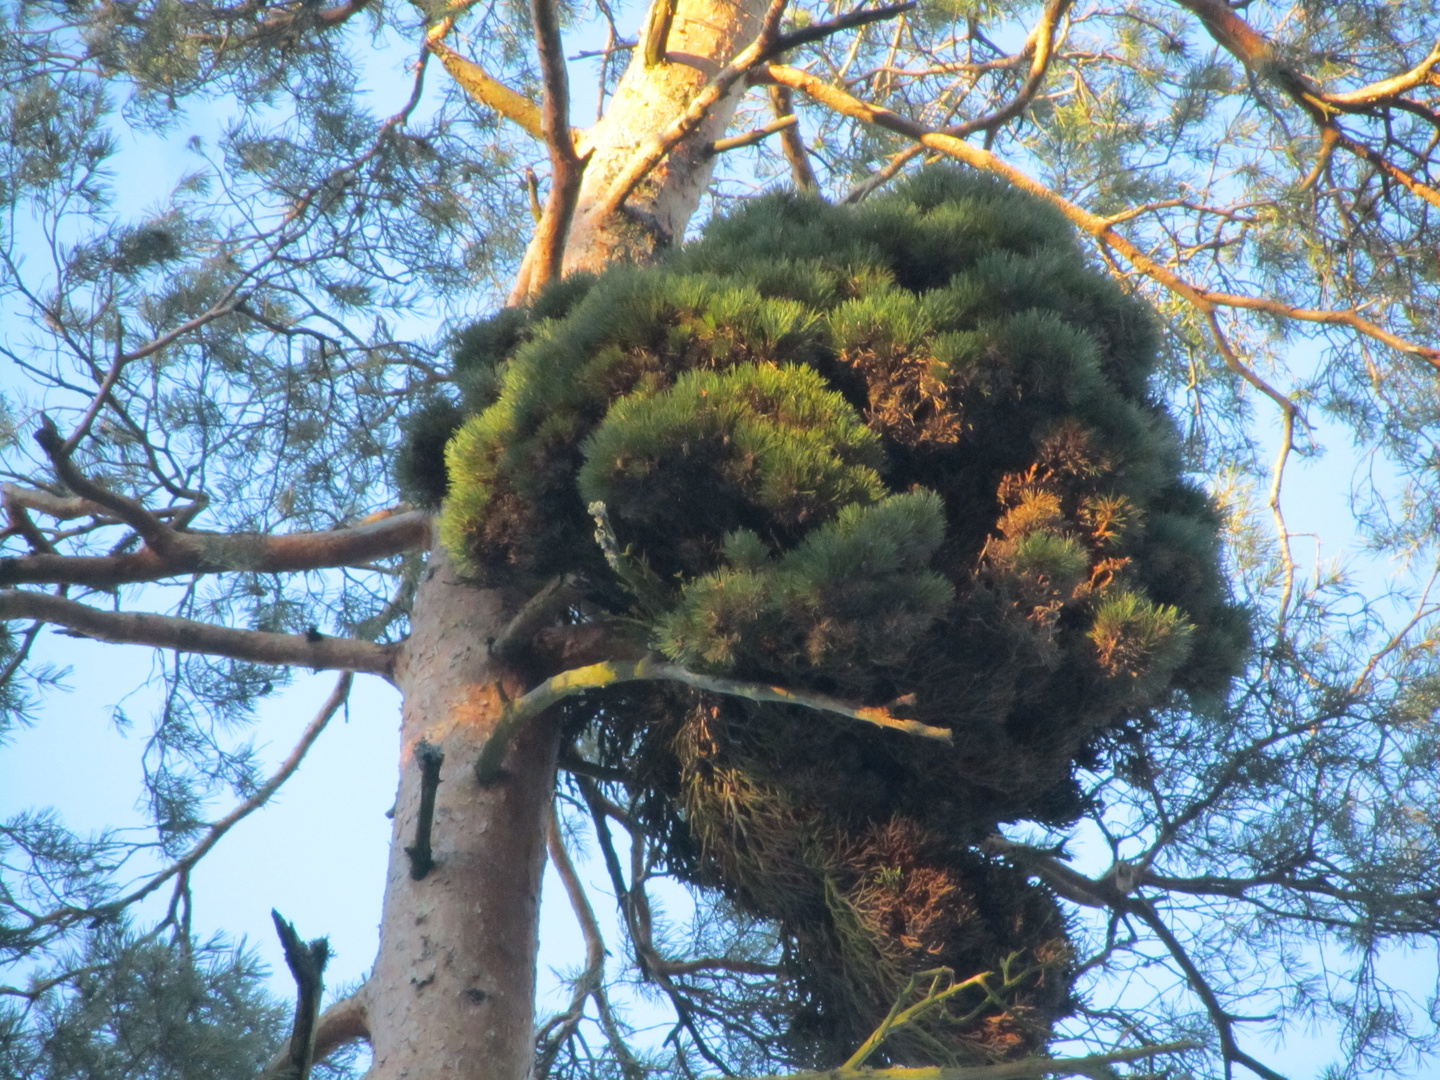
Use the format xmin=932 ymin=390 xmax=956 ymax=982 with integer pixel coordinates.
xmin=476 ymin=655 xmax=950 ymax=782
xmin=0 ymin=510 xmax=431 ymax=589
xmin=710 ymin=114 xmax=797 ymax=154
xmin=0 ymin=591 xmax=397 ymax=677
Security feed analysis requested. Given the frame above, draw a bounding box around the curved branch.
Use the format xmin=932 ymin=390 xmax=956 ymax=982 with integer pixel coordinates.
xmin=0 ymin=510 xmax=431 ymax=588
xmin=263 ymin=989 xmax=370 ymax=1075
xmin=0 ymin=591 xmax=397 ymax=677
xmin=768 ymin=64 xmax=1440 ymax=367
xmin=475 ymin=655 xmax=950 ymax=783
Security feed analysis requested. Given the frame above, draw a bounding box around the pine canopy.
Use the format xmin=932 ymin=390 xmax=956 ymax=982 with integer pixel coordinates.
xmin=408 ymin=167 xmax=1249 ymax=1064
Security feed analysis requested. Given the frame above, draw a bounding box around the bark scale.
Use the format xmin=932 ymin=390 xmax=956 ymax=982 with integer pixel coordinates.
xmin=542 ymin=0 xmax=768 ymax=276
xmin=365 ymin=547 xmax=558 ymax=1080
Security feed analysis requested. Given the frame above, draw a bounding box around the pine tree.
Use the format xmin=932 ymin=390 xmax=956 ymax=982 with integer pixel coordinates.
xmin=3 ymin=2 xmax=1440 ymax=1079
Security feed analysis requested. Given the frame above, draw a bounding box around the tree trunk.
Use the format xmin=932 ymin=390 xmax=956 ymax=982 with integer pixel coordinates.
xmin=364 ymin=4 xmax=765 ymax=1074
xmin=560 ymin=0 xmax=767 ymax=274
xmin=365 ymin=547 xmax=556 ymax=1080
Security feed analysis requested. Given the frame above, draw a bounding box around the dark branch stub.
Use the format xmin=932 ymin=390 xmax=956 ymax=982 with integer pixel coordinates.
xmin=269 ymin=910 xmax=331 ymax=1080
xmin=404 ymin=740 xmax=446 ymax=880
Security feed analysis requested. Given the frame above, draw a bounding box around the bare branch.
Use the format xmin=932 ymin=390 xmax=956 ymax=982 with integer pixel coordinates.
xmin=765 ymin=2 xmax=917 ymax=58
xmin=403 ymin=741 xmax=445 ymax=880
xmin=1175 ymin=0 xmax=1440 ymax=209
xmin=768 ymin=64 xmax=1440 ymax=367
xmin=709 ymin=113 xmax=798 ymax=154
xmin=525 ymin=0 xmax=589 ymax=294
xmin=34 ymin=415 xmax=178 ymax=556
xmin=0 ymin=591 xmax=398 ymax=677
xmin=1124 ymin=898 xmax=1288 ymax=1080
xmin=534 ymin=804 xmax=607 ymax=1078
xmin=767 ymin=85 xmax=819 ymax=190
xmin=475 ymin=655 xmax=951 ymax=783
xmin=267 ymin=911 xmax=330 ymax=1080
xmin=0 ymin=510 xmax=432 ymax=589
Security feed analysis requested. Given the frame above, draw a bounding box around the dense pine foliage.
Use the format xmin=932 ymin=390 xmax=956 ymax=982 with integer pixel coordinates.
xmin=406 ymin=169 xmax=1248 ymax=1063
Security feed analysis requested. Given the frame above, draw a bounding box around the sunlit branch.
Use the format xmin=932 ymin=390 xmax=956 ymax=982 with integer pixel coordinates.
xmin=1326 ymin=38 xmax=1440 ymax=109
xmin=526 ymin=0 xmax=588 ymax=294
xmin=475 ymin=655 xmax=951 ymax=783
xmin=709 ymin=113 xmax=798 ymax=154
xmin=0 ymin=510 xmax=431 ymax=589
xmin=1174 ymin=0 xmax=1440 ymax=210
xmin=426 ymin=18 xmax=545 ymax=140
xmin=767 ymin=85 xmax=818 ymax=191
xmin=768 ymin=64 xmax=1440 ymax=367
xmin=0 ymin=592 xmax=398 ymax=677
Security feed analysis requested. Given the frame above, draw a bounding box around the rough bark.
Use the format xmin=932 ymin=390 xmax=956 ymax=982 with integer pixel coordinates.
xmin=552 ymin=0 xmax=767 ymax=274
xmin=361 ymin=4 xmax=768 ymax=1074
xmin=366 ymin=546 xmax=559 ymax=1080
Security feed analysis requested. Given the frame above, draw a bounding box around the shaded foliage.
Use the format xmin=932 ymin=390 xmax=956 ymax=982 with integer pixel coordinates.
xmin=427 ymin=169 xmax=1247 ymax=1064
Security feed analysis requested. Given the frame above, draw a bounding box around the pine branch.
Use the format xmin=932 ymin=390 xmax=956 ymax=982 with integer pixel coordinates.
xmin=524 ymin=0 xmax=588 ymax=293
xmin=763 ymin=2 xmax=917 ymax=58
xmin=1175 ymin=0 xmax=1440 ymax=211
xmin=0 ymin=510 xmax=432 ymax=588
xmin=767 ymin=63 xmax=1440 ymax=367
xmin=427 ymin=22 xmax=545 ymax=139
xmin=0 ymin=591 xmax=397 ymax=677
xmin=16 ymin=677 xmax=355 ymax=960
xmin=34 ymin=415 xmax=179 ymax=556
xmin=475 ymin=655 xmax=950 ymax=783
xmin=709 ymin=113 xmax=799 ymax=154
xmin=767 ymin=85 xmax=818 ymax=191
